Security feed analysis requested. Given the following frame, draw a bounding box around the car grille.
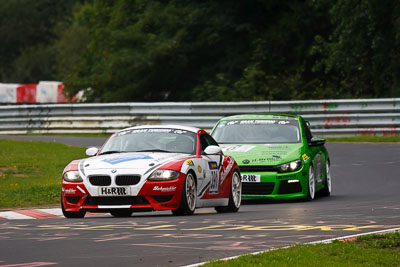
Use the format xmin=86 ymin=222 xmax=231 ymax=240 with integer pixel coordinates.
xmin=88 ymin=175 xmax=141 ymax=186
xmin=278 ymin=180 xmax=302 ymax=194
xmin=240 ymin=166 xmax=276 ymax=172
xmin=242 ymin=182 xmax=275 ymax=195
xmin=115 ymin=175 xmax=141 ymax=186
xmin=89 ymin=175 xmax=111 ymax=186
xmin=83 ymin=196 xmax=149 ymax=206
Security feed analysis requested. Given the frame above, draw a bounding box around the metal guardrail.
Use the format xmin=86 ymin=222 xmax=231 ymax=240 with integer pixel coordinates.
xmin=0 ymin=98 xmax=399 ymax=136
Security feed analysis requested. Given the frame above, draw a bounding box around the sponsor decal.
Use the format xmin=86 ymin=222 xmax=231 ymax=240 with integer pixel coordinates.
xmin=103 ymin=154 xmax=153 ymax=165
xmin=264 ymin=144 xmax=289 ymax=149
xmin=173 ymin=130 xmax=187 ymax=134
xmin=237 ymin=120 xmax=276 ymax=125
xmin=100 ymin=187 xmax=127 ymax=196
xmin=118 ymin=128 xmax=188 ymax=136
xmin=227 ymin=121 xmax=239 ymax=126
xmin=185 ymin=160 xmax=194 ymax=166
xmin=153 ymin=186 xmax=177 ymax=192
xmin=222 ymin=145 xmax=256 ymax=153
xmin=241 ymin=174 xmax=260 ymax=182
xmin=208 ymin=162 xmax=218 ymax=169
xmin=242 ymin=159 xmax=250 ymax=164
xmin=220 ymin=157 xmax=235 ymax=185
xmin=63 ymin=188 xmax=76 ymax=194
xmin=262 ymin=151 xmax=287 ymax=156
xmin=302 ymin=153 xmax=310 ymax=162
xmin=197 ymin=165 xmax=202 ymax=173
xmin=251 ymin=157 xmax=281 ymax=163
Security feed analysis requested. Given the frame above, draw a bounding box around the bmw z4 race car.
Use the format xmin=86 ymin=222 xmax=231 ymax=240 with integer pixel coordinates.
xmin=61 ymin=125 xmax=242 ymax=218
xmin=210 ymin=114 xmax=331 ymax=200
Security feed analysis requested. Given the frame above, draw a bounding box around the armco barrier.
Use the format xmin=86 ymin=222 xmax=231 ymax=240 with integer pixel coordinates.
xmin=0 ymin=98 xmax=399 ymax=136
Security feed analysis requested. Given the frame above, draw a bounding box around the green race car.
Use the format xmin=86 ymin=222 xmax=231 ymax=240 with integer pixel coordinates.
xmin=210 ymin=114 xmax=331 ymax=200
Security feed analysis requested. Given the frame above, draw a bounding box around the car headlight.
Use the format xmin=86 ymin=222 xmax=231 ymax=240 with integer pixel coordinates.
xmin=148 ymin=170 xmax=180 ymax=181
xmin=63 ymin=171 xmax=83 ymax=182
xmin=276 ymin=160 xmax=302 ymax=173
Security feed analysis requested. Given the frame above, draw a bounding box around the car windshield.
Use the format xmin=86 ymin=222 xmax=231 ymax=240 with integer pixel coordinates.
xmin=212 ymin=119 xmax=301 ymax=144
xmin=100 ymin=128 xmax=197 ymax=155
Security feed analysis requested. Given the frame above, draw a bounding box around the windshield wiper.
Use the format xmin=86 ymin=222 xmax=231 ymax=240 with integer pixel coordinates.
xmin=135 ymin=149 xmax=171 ymax=153
xmin=99 ymin=150 xmax=126 ymax=155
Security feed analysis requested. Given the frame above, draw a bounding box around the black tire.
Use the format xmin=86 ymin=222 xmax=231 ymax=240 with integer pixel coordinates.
xmin=307 ymin=164 xmax=315 ymax=201
xmin=61 ymin=197 xmax=86 ymax=218
xmin=215 ymin=171 xmax=241 ymax=213
xmin=320 ymin=160 xmax=332 ymax=197
xmin=172 ymin=172 xmax=196 ymax=216
xmin=110 ymin=210 xmax=133 ymax=217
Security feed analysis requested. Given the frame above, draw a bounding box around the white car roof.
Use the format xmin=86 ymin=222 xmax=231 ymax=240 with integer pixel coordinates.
xmin=118 ymin=124 xmax=201 ymax=134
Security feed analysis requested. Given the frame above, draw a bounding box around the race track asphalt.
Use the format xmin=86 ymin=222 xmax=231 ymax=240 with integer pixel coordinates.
xmin=0 ymin=135 xmax=399 ymax=266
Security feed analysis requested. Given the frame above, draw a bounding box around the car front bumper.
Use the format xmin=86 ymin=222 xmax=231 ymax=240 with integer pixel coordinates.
xmin=61 ymin=174 xmax=185 ymax=212
xmin=241 ymin=167 xmax=309 ymax=199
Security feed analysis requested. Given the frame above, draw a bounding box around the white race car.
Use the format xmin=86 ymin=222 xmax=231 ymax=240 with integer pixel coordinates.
xmin=61 ymin=125 xmax=242 ymax=218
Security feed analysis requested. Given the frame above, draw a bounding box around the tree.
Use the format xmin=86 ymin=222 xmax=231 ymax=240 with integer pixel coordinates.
xmin=311 ymin=0 xmax=400 ymax=98
xmin=0 ymin=0 xmax=78 ymax=83
xmin=65 ymin=0 xmax=332 ymax=102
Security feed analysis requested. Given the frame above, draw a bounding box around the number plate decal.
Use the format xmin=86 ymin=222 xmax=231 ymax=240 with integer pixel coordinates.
xmin=241 ymin=174 xmax=261 ymax=183
xmin=98 ymin=187 xmax=130 ymax=196
xmin=209 ymin=170 xmax=219 ymax=194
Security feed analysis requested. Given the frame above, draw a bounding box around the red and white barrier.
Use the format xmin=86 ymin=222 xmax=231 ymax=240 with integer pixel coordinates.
xmin=0 ymin=81 xmax=69 ymax=103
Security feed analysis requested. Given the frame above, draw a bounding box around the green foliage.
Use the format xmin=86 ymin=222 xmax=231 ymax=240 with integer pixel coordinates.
xmin=1 ymin=0 xmax=399 ymax=101
xmin=64 ymin=0 xmax=332 ymax=102
xmin=311 ymin=0 xmax=400 ymax=98
xmin=0 ymin=0 xmax=78 ymax=83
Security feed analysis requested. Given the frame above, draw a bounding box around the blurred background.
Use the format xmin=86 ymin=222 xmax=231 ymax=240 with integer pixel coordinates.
xmin=1 ymin=0 xmax=399 ymax=103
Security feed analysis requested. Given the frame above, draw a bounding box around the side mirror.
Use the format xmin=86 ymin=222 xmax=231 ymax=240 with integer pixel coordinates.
xmin=204 ymin=145 xmax=222 ymax=155
xmin=86 ymin=147 xmax=99 ymax=156
xmin=309 ymin=137 xmax=325 ymax=147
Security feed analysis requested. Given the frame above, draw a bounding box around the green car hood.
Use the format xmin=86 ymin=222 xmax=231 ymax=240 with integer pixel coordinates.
xmin=219 ymin=143 xmax=303 ymax=166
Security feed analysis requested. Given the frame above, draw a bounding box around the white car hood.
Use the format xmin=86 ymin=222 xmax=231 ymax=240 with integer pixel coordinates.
xmin=80 ymin=152 xmax=186 ymax=173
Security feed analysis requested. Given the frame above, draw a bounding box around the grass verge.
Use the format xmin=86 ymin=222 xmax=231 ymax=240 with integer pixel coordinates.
xmin=0 ymin=139 xmax=86 ymax=209
xmin=204 ymin=232 xmax=400 ymax=266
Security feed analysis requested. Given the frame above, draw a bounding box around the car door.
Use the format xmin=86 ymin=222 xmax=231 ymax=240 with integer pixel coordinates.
xmin=198 ymin=133 xmax=223 ymax=197
xmin=303 ymin=120 xmax=325 ymax=185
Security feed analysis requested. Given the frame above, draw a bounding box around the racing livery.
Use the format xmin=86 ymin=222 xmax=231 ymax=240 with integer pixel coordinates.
xmin=61 ymin=125 xmax=241 ymax=218
xmin=210 ymin=114 xmax=331 ymax=200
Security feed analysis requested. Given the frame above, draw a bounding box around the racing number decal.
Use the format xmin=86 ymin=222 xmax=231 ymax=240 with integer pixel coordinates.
xmin=208 ymin=161 xmax=219 ymax=194
xmin=209 ymin=170 xmax=219 ymax=194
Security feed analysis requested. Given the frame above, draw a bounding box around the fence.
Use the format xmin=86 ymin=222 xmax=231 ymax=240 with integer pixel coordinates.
xmin=0 ymin=81 xmax=68 ymax=103
xmin=0 ymin=98 xmax=399 ymax=136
